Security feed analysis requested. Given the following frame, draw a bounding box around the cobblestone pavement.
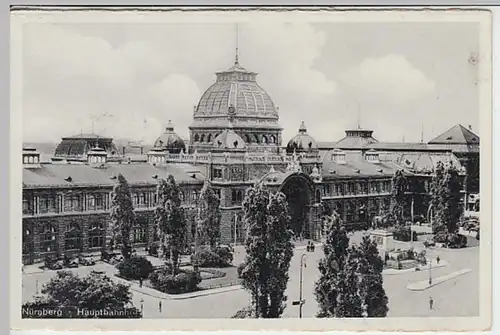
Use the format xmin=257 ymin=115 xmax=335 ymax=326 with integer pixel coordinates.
xmin=22 ymin=231 xmax=479 ymax=318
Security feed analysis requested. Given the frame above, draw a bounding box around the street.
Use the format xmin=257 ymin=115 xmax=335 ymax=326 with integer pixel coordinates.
xmin=22 ymin=231 xmax=479 ymax=318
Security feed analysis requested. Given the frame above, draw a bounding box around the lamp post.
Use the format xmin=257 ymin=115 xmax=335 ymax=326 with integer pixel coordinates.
xmin=294 ymin=253 xmax=307 ymax=318
xmin=140 ymin=298 xmax=144 ymax=316
xmin=234 ymin=214 xmax=238 ymax=248
xmin=35 ymin=279 xmax=39 ymax=294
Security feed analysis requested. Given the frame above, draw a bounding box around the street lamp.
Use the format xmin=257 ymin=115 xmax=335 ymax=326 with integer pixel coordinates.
xmin=36 ymin=279 xmax=39 ymax=294
xmin=140 ymin=298 xmax=144 ymax=315
xmin=293 ymin=253 xmax=308 ymax=318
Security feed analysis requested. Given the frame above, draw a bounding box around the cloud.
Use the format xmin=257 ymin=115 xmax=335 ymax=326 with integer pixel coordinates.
xmin=21 ymin=22 xmax=337 ymax=145
xmin=339 ymin=54 xmax=436 ymax=105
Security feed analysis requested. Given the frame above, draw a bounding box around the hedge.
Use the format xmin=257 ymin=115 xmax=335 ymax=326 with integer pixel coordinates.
xmin=116 ymin=255 xmax=154 ymax=280
xmin=191 ymin=246 xmax=233 ymax=268
xmin=148 ymin=266 xmax=202 ymax=294
xmin=433 ymin=233 xmax=468 ymax=248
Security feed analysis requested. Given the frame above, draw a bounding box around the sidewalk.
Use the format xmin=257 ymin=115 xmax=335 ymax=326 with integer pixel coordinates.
xmin=406 ymin=268 xmax=472 ymax=291
xmin=113 ymin=274 xmax=243 ymax=301
xmin=383 ymin=259 xmax=448 ymax=275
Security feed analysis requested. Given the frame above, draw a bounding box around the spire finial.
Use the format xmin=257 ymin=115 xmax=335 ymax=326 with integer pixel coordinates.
xmin=420 ymin=120 xmax=424 ymax=143
xmin=357 ymin=101 xmax=361 ymax=129
xmin=235 ymin=23 xmax=239 ymax=64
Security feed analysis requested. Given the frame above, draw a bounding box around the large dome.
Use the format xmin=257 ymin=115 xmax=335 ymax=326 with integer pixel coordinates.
xmin=193 ymin=61 xmax=278 ymax=120
xmin=154 ymin=121 xmax=186 ymax=154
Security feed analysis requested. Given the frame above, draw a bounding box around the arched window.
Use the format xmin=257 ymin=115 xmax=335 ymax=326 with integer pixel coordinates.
xmin=194 ymin=134 xmax=200 ymax=142
xmin=315 ymin=189 xmax=321 ymax=203
xmin=41 ymin=222 xmax=57 ymax=253
xmin=23 ymin=226 xmax=34 ymax=256
xmin=254 ymin=134 xmax=260 ymax=144
xmin=23 ymin=156 xmax=28 ymax=164
xmin=88 ymin=222 xmax=105 ymax=249
xmin=28 ymin=156 xmax=34 ymax=163
xmin=245 ymin=134 xmax=251 ymax=143
xmin=180 ymin=191 xmax=185 ymax=202
xmin=139 ymin=193 xmax=146 ymax=207
xmin=65 ymin=223 xmax=82 ymax=251
xmin=207 ymin=134 xmax=212 ymax=143
xmin=200 ymin=134 xmax=205 ymax=143
xmin=269 ymin=135 xmax=276 ymax=144
xmin=133 ymin=218 xmax=148 ymax=244
xmin=262 ymin=135 xmax=268 ymax=144
xmin=133 ymin=194 xmax=139 ymax=206
xmin=87 ymin=194 xmax=95 ymax=211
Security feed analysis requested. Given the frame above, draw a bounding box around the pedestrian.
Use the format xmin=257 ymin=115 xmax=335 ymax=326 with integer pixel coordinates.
xmin=158 ymin=300 xmax=162 ymax=313
xmin=139 ymin=278 xmax=143 ymax=288
xmin=436 ymin=256 xmax=440 ymax=264
xmin=429 ymin=296 xmax=434 ymax=310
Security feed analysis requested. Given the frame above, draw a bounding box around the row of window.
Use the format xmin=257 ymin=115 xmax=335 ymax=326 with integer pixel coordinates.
xmin=23 ymin=189 xmax=201 ymax=216
xmin=322 ymin=180 xmax=392 ymax=197
xmin=23 ymin=221 xmax=151 ymax=255
xmin=193 ymin=133 xmax=277 ymax=145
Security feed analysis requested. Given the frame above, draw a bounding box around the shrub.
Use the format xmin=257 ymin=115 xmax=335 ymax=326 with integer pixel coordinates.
xmin=116 ymin=255 xmax=154 ymax=280
xmin=433 ymin=233 xmax=468 ymax=248
xmin=392 ymin=226 xmax=418 ymax=242
xmin=237 ymin=262 xmax=246 ymax=278
xmin=148 ymin=267 xmax=201 ymax=294
xmin=232 ymin=306 xmax=256 ymax=319
xmin=191 ymin=246 xmax=233 ymax=268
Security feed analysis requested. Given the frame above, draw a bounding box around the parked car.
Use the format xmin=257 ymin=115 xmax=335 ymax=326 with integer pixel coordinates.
xmin=79 ymin=256 xmax=96 ymax=266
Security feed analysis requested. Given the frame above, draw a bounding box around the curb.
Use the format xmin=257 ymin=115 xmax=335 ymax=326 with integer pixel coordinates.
xmin=406 ymin=268 xmax=472 ymax=291
xmin=383 ymin=260 xmax=448 ymax=275
xmin=169 ymin=285 xmax=243 ymax=300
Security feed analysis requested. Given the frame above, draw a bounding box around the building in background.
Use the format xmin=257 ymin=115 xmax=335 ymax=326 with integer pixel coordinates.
xmin=21 ymin=57 xmax=475 ymax=264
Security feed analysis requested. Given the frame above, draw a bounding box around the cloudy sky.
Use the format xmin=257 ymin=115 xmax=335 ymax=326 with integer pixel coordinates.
xmin=21 ymin=19 xmax=480 ymax=144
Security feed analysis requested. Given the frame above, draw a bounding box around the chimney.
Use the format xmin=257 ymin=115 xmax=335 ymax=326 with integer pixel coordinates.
xmin=22 ymin=147 xmax=41 ymax=168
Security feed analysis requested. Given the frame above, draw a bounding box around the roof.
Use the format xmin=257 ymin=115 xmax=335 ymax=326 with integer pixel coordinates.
xmin=194 ymin=60 xmax=278 ymax=119
xmin=62 ymin=133 xmax=113 ymax=140
xmin=212 ymin=128 xmax=246 ymax=151
xmin=153 ymin=121 xmax=186 ymax=153
xmin=319 ymin=141 xmax=453 ymax=152
xmin=321 ymin=154 xmax=400 ymax=179
xmin=23 ymin=163 xmax=205 ymax=189
xmin=428 ymin=124 xmax=480 ymax=145
xmin=286 ymin=122 xmax=318 ymax=153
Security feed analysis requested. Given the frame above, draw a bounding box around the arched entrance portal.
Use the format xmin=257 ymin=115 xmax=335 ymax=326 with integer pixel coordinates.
xmin=279 ymin=173 xmax=314 ymax=239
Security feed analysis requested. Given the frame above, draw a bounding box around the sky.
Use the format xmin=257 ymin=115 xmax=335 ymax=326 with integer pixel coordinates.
xmin=21 ymin=19 xmax=481 ymax=145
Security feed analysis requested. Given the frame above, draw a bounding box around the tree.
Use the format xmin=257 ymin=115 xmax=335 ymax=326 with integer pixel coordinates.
xmin=431 ymin=162 xmax=463 ymax=234
xmin=197 ymin=182 xmax=222 ymax=250
xmin=239 ymin=185 xmax=293 ymax=318
xmin=389 ymin=170 xmax=408 ymax=225
xmin=314 ymin=222 xmax=350 ymax=317
xmin=334 ymin=247 xmax=363 ymax=317
xmin=116 ymin=255 xmax=154 ymax=280
xmin=155 ymin=175 xmax=187 ymax=275
xmin=109 ymin=173 xmax=136 ymax=259
xmin=358 ymin=236 xmax=388 ymax=317
xmin=22 ymin=271 xmax=141 ymax=318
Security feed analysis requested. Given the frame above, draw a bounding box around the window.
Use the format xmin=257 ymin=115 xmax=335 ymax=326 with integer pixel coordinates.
xmin=363 ymin=182 xmax=369 ymax=194
xmin=194 ymin=134 xmax=200 ymax=142
xmin=213 ymin=168 xmax=223 ymax=179
xmin=262 ymin=135 xmax=268 ymax=144
xmin=192 ymin=190 xmax=199 ymax=202
xmin=65 ymin=223 xmax=82 ymax=251
xmin=95 ymin=194 xmax=104 ymax=210
xmin=315 ymin=190 xmax=321 ymax=203
xmin=139 ymin=193 xmax=146 ymax=207
xmin=200 ymin=134 xmax=205 ymax=143
xmin=23 ymin=197 xmax=32 ymax=215
xmin=40 ymin=222 xmax=57 ymax=253
xmin=207 ymin=134 xmax=212 ymax=143
xmin=88 ymin=222 xmax=105 ymax=249
xmin=64 ymin=194 xmax=81 ymax=212
xmin=269 ymin=135 xmax=276 ymax=144
xmin=23 ymin=226 xmax=34 ymax=255
xmin=87 ymin=194 xmax=96 ymax=210
xmin=133 ymin=194 xmax=139 ymax=206
xmin=232 ymin=190 xmax=244 ymax=204
xmin=254 ymin=134 xmax=260 ymax=144
xmin=323 ymin=184 xmax=330 ymax=196
xmin=230 ymin=214 xmax=244 ymax=243
xmin=39 ymin=195 xmax=57 ymax=214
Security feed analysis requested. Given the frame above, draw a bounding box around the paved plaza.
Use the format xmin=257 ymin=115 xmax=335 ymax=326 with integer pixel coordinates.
xmin=22 ymin=231 xmax=479 ymax=318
